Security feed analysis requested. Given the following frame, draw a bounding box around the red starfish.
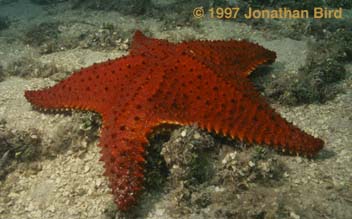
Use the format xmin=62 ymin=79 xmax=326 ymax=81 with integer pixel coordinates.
xmin=24 ymin=31 xmax=324 ymax=211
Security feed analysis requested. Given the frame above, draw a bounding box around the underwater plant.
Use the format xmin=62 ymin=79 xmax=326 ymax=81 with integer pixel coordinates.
xmin=0 ymin=16 xmax=10 ymax=31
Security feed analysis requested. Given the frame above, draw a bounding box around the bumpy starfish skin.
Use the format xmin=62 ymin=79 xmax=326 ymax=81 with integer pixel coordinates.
xmin=24 ymin=31 xmax=324 ymax=210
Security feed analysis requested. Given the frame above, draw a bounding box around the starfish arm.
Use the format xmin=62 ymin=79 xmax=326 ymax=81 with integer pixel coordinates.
xmin=25 ymin=52 xmax=173 ymax=210
xmin=130 ymin=30 xmax=177 ymax=59
xmin=178 ymin=39 xmax=276 ymax=78
xmin=24 ymin=55 xmax=147 ymax=114
xmin=99 ymin=116 xmax=147 ymax=211
xmin=93 ymin=57 xmax=172 ymax=210
xmin=129 ymin=31 xmax=276 ymax=78
xmin=150 ymin=55 xmax=323 ymax=156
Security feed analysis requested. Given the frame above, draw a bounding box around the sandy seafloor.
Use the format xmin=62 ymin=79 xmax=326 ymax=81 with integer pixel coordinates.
xmin=0 ymin=0 xmax=351 ymax=219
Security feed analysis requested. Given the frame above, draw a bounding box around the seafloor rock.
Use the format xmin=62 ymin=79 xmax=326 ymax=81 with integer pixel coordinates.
xmin=23 ymin=21 xmax=130 ymax=53
xmin=24 ymin=22 xmax=61 ymax=47
xmin=23 ymin=22 xmax=78 ymax=54
xmin=0 ymin=110 xmax=100 ymax=180
xmin=79 ymin=24 xmax=130 ymax=51
xmin=6 ymin=57 xmax=66 ymax=79
xmin=159 ymin=126 xmax=286 ymax=218
xmin=0 ymin=119 xmax=42 ymax=179
xmin=49 ymin=112 xmax=100 ymax=157
xmin=217 ymin=147 xmax=284 ymax=188
xmin=265 ymin=29 xmax=351 ymax=105
xmin=161 ymin=126 xmax=216 ymax=187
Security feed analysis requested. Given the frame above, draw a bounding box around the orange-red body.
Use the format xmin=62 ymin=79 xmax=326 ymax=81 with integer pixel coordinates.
xmin=25 ymin=31 xmax=324 ymax=210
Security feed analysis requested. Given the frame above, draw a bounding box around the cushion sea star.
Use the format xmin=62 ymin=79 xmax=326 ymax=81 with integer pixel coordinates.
xmin=24 ymin=30 xmax=324 ymax=211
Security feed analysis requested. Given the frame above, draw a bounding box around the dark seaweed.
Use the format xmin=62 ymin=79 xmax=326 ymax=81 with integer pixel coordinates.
xmin=0 ymin=16 xmax=10 ymax=31
xmin=71 ymin=0 xmax=151 ymax=15
xmin=0 ymin=120 xmax=42 ymax=180
xmin=0 ymin=65 xmax=4 ymax=82
xmin=30 ymin=0 xmax=67 ymax=5
xmin=240 ymin=0 xmax=351 ymax=9
xmin=24 ymin=22 xmax=61 ymax=47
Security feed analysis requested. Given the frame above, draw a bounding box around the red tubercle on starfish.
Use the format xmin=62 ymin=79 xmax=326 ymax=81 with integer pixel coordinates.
xmin=24 ymin=30 xmax=323 ymax=211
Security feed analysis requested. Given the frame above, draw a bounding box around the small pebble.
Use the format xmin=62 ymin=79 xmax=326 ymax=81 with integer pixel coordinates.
xmin=193 ymin=132 xmax=201 ymax=139
xmin=290 ymin=211 xmax=300 ymax=219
